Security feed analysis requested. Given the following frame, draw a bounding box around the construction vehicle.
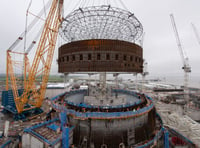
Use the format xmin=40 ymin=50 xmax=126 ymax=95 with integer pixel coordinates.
xmin=2 ymin=0 xmax=64 ymax=119
xmin=170 ymin=14 xmax=191 ymax=104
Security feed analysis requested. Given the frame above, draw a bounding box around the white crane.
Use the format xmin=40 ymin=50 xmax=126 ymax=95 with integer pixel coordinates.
xmin=142 ymin=60 xmax=149 ymax=93
xmin=139 ymin=33 xmax=149 ymax=93
xmin=191 ymin=23 xmax=200 ymax=45
xmin=170 ymin=14 xmax=191 ymax=104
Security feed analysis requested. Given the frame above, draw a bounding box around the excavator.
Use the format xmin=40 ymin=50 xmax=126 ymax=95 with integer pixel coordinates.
xmin=2 ymin=0 xmax=64 ymax=119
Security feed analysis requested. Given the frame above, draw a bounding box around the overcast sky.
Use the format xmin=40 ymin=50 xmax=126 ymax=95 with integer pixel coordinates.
xmin=0 ymin=0 xmax=200 ymax=85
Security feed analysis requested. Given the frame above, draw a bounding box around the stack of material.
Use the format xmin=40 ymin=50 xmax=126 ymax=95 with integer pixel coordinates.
xmin=7 ymin=113 xmax=48 ymax=137
xmin=0 ymin=99 xmax=52 ymax=138
xmin=155 ymin=101 xmax=200 ymax=146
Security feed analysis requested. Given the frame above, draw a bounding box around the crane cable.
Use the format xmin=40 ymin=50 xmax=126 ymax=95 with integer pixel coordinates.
xmin=43 ymin=0 xmax=47 ymax=19
xmin=81 ymin=0 xmax=88 ymax=8
xmin=25 ymin=0 xmax=49 ymax=54
xmin=92 ymin=0 xmax=94 ymax=7
xmin=112 ymin=0 xmax=118 ymax=8
xmin=22 ymin=0 xmax=32 ymax=84
xmin=82 ymin=0 xmax=87 ymax=7
xmin=24 ymin=0 xmax=32 ymax=53
xmin=105 ymin=0 xmax=108 ymax=5
xmin=10 ymin=0 xmax=52 ymax=52
xmin=72 ymin=0 xmax=83 ymax=11
xmin=118 ymin=0 xmax=129 ymax=11
xmin=191 ymin=23 xmax=200 ymax=45
xmin=108 ymin=0 xmax=110 ymax=5
xmin=85 ymin=0 xmax=90 ymax=7
xmin=25 ymin=24 xmax=44 ymax=54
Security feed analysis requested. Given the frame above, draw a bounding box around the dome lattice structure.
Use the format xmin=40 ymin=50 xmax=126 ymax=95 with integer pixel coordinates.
xmin=60 ymin=5 xmax=143 ymax=43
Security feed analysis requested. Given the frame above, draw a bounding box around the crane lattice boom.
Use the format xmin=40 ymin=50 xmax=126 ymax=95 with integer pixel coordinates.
xmin=7 ymin=0 xmax=63 ymax=113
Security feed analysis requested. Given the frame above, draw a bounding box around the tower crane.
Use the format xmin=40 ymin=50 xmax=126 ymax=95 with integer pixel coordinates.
xmin=140 ymin=33 xmax=148 ymax=93
xmin=170 ymin=14 xmax=191 ymax=103
xmin=5 ymin=0 xmax=64 ymax=114
xmin=191 ymin=23 xmax=200 ymax=45
xmin=142 ymin=60 xmax=149 ymax=93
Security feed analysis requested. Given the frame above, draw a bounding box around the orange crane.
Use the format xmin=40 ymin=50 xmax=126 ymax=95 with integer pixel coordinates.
xmin=6 ymin=0 xmax=64 ymax=113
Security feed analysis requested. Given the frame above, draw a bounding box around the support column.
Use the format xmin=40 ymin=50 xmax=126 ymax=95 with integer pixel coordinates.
xmin=88 ymin=73 xmax=95 ymax=86
xmin=99 ymin=72 xmax=106 ymax=99
xmin=142 ymin=61 xmax=149 ymax=93
xmin=184 ymin=71 xmax=189 ymax=107
xmin=142 ymin=74 xmax=145 ymax=93
xmin=133 ymin=73 xmax=138 ymax=91
xmin=113 ymin=73 xmax=119 ymax=88
xmin=64 ymin=73 xmax=68 ymax=89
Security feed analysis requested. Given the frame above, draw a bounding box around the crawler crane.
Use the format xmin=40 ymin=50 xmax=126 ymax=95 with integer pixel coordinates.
xmin=4 ymin=0 xmax=64 ymax=117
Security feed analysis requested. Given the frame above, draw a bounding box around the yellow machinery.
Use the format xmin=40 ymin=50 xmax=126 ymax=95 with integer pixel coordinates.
xmin=5 ymin=0 xmax=63 ymax=113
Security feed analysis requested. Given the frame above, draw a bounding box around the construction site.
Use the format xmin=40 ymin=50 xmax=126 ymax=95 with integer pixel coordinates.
xmin=0 ymin=0 xmax=200 ymax=148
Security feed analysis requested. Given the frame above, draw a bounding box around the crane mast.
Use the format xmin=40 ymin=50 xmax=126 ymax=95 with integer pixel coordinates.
xmin=140 ymin=33 xmax=148 ymax=93
xmin=11 ymin=0 xmax=63 ymax=113
xmin=170 ymin=14 xmax=191 ymax=104
xmin=142 ymin=60 xmax=148 ymax=93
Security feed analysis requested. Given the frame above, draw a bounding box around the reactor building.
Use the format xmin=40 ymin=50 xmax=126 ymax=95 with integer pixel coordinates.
xmin=50 ymin=5 xmax=166 ymax=148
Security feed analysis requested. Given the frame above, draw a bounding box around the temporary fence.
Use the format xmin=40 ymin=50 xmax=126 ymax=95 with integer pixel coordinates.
xmin=66 ymin=99 xmax=142 ymax=110
xmin=50 ymin=89 xmax=87 ymax=102
xmin=112 ymin=89 xmax=139 ymax=98
xmin=51 ymin=99 xmax=154 ymax=120
xmin=51 ymin=89 xmax=149 ymax=118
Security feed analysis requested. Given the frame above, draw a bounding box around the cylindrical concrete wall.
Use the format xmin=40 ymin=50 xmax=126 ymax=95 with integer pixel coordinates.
xmin=58 ymin=39 xmax=143 ymax=73
xmin=69 ymin=108 xmax=156 ymax=147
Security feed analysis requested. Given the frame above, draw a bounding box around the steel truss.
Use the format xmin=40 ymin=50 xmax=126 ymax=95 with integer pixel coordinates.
xmin=60 ymin=5 xmax=143 ymax=43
